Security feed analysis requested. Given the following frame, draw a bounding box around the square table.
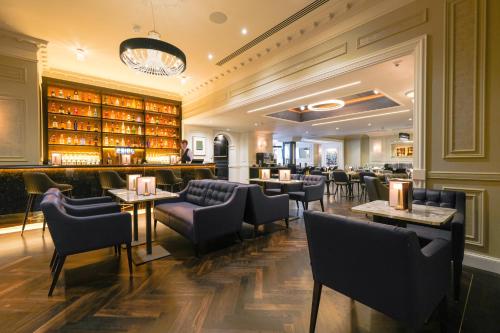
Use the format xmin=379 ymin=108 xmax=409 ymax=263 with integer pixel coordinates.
xmin=108 ymin=188 xmax=179 ymax=264
xmin=352 ymin=200 xmax=456 ymax=226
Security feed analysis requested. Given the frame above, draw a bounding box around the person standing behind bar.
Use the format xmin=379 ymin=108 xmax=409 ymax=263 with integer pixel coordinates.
xmin=180 ymin=139 xmax=193 ymax=163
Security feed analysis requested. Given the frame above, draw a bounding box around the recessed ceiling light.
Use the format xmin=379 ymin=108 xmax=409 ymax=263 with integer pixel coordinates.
xmin=208 ymin=53 xmax=214 ymax=60
xmin=409 ymin=117 xmax=412 ymax=121
xmin=180 ymin=77 xmax=188 ymax=84
xmin=336 ymin=127 xmax=340 ymax=130
xmin=405 ymin=90 xmax=414 ymax=98
xmin=368 ymin=123 xmax=372 ymax=126
xmin=241 ymin=27 xmax=248 ymax=35
xmin=254 ymin=122 xmax=258 ymax=126
xmin=247 ymin=81 xmax=361 ymax=113
xmin=300 ymin=105 xmax=306 ymax=111
xmin=373 ymin=89 xmax=379 ymax=94
xmin=75 ymin=48 xmax=86 ymax=61
xmin=312 ymin=109 xmax=411 ymax=126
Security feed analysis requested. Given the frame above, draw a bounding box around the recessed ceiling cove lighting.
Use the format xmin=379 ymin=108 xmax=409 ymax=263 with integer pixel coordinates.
xmin=241 ymin=27 xmax=248 ymax=35
xmin=76 ymin=48 xmax=86 ymax=61
xmin=208 ymin=53 xmax=214 ymax=60
xmin=311 ymin=109 xmax=411 ymax=126
xmin=405 ymin=90 xmax=414 ymax=98
xmin=247 ymin=81 xmax=361 ymax=113
xmin=307 ymin=99 xmax=345 ymax=112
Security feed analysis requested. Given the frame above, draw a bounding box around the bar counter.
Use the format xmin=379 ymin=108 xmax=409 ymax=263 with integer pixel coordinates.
xmin=0 ymin=163 xmax=215 ymax=215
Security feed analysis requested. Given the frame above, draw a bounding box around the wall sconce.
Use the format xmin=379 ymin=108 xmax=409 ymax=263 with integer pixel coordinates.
xmin=127 ymin=174 xmax=141 ymax=191
xmin=51 ymin=153 xmax=62 ymax=166
xmin=136 ymin=177 xmax=156 ymax=196
xmin=279 ymin=169 xmax=291 ymax=181
xmin=260 ymin=168 xmax=271 ymax=180
xmin=389 ymin=179 xmax=413 ymax=211
xmin=373 ymin=141 xmax=382 ymax=153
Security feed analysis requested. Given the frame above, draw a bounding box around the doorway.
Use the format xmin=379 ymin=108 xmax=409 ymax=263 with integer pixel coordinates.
xmin=213 ymin=134 xmax=229 ymax=180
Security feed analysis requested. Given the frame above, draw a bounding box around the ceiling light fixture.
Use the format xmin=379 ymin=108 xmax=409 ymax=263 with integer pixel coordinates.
xmin=311 ymin=109 xmax=411 ymax=126
xmin=208 ymin=53 xmax=214 ymax=60
xmin=307 ymin=99 xmax=345 ymax=112
xmin=119 ymin=1 xmax=186 ymax=76
xmin=405 ymin=90 xmax=414 ymax=98
xmin=241 ymin=27 xmax=248 ymax=35
xmin=368 ymin=123 xmax=372 ymax=126
xmin=247 ymin=81 xmax=361 ymax=113
xmin=300 ymin=105 xmax=306 ymax=111
xmin=75 ymin=48 xmax=86 ymax=61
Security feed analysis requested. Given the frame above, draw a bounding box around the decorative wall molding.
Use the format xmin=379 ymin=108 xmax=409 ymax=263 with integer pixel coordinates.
xmin=357 ymin=8 xmax=428 ymax=49
xmin=442 ymin=186 xmax=486 ymax=248
xmin=427 ymin=171 xmax=500 ymax=182
xmin=230 ymin=42 xmax=348 ymax=98
xmin=0 ymin=61 xmax=27 ymax=84
xmin=443 ymin=0 xmax=486 ymax=158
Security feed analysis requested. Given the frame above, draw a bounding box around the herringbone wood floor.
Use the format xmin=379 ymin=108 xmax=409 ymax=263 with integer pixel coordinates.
xmin=0 ymin=194 xmax=480 ymax=332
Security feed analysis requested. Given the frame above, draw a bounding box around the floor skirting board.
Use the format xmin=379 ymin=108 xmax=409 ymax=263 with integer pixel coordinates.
xmin=464 ymin=251 xmax=500 ymax=275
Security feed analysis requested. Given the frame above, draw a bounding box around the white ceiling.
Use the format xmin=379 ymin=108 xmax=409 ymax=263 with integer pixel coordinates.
xmin=0 ymin=0 xmax=360 ymax=96
xmin=184 ymin=54 xmax=415 ymax=139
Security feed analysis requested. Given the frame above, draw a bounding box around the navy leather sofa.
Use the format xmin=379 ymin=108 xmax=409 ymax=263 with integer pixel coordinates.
xmin=154 ymin=180 xmax=247 ymax=255
xmin=304 ymin=211 xmax=450 ymax=332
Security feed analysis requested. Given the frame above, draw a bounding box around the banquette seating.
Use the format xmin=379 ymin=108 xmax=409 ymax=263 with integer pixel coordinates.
xmin=154 ymin=180 xmax=247 ymax=256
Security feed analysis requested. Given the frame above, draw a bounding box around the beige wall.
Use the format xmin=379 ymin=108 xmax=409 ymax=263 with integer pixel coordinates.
xmin=182 ymin=0 xmax=500 ymax=264
xmin=368 ymin=133 xmax=413 ymax=165
xmin=0 ymin=32 xmax=45 ymax=165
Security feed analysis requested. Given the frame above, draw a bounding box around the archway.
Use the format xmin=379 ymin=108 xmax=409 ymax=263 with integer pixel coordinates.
xmin=213 ymin=134 xmax=229 ymax=180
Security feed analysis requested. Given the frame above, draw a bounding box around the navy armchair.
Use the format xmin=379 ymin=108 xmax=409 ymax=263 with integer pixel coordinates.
xmin=364 ymin=176 xmax=389 ymax=201
xmin=304 ymin=211 xmax=450 ymax=332
xmin=154 ymin=180 xmax=247 ymax=256
xmin=243 ymin=184 xmax=289 ymax=237
xmin=40 ymin=195 xmax=132 ymax=296
xmin=288 ymin=175 xmax=325 ymax=212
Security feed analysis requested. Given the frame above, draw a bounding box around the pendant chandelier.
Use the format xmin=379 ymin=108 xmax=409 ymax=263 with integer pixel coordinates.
xmin=119 ymin=1 xmax=186 ymax=76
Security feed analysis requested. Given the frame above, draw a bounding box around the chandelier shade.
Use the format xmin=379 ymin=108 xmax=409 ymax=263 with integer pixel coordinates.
xmin=119 ymin=32 xmax=186 ymax=76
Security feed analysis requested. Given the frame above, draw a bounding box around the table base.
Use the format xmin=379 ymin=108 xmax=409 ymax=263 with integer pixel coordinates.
xmin=133 ymin=245 xmax=171 ymax=265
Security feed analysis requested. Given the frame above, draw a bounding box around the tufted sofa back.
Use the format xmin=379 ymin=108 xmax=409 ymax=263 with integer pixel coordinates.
xmin=413 ymin=188 xmax=464 ymax=212
xmin=185 ymin=180 xmax=238 ymax=207
xmin=303 ymin=175 xmax=325 ymax=186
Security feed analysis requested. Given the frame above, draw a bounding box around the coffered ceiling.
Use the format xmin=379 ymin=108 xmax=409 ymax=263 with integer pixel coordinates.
xmin=0 ymin=0 xmax=388 ymax=98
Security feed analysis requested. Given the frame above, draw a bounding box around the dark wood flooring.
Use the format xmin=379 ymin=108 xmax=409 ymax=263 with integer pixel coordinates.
xmin=0 ymin=193 xmax=498 ymax=332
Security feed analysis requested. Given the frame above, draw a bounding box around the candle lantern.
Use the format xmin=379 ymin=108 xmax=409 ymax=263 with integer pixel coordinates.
xmin=127 ymin=174 xmax=141 ymax=191
xmin=136 ymin=176 xmax=156 ymax=196
xmin=279 ymin=169 xmax=291 ymax=181
xmin=389 ymin=179 xmax=413 ymax=210
xmin=260 ymin=168 xmax=271 ymax=180
xmin=51 ymin=153 xmax=62 ymax=166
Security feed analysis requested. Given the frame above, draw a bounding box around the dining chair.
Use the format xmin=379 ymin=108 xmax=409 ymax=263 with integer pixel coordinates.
xmin=358 ymin=171 xmax=376 ymax=201
xmin=22 ymin=172 xmax=73 ymax=235
xmin=331 ymin=171 xmax=351 ymax=198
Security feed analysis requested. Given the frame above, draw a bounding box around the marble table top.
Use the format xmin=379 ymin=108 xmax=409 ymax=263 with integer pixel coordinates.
xmin=108 ymin=189 xmax=179 ymax=203
xmin=352 ymin=200 xmax=456 ymax=226
xmin=249 ymin=178 xmax=303 ymax=184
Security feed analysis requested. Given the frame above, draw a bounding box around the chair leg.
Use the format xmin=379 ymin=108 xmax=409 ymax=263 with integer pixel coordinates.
xmin=302 ymin=201 xmax=306 ymax=210
xmin=194 ymin=244 xmax=201 ymax=258
xmin=126 ymin=243 xmax=133 ymax=275
xmin=117 ymin=245 xmax=122 ymax=256
xmin=22 ymin=194 xmax=35 ymax=235
xmin=453 ymin=261 xmax=462 ymax=301
xmin=305 ymin=202 xmax=309 ymax=210
xmin=42 ymin=217 xmax=47 ymax=234
xmin=154 ymin=219 xmax=158 ymax=230
xmin=236 ymin=231 xmax=243 ymax=242
xmin=253 ymin=225 xmax=259 ymax=239
xmin=439 ymin=296 xmax=448 ymax=333
xmin=296 ymin=200 xmax=300 ymax=211
xmin=284 ymin=218 xmax=289 ymax=228
xmin=320 ymin=199 xmax=324 ymax=212
xmin=309 ymin=281 xmax=322 ymax=333
xmin=51 ymin=254 xmax=59 ymax=273
xmin=48 ymin=255 xmax=66 ymax=296
xmin=49 ymin=249 xmax=57 ymax=268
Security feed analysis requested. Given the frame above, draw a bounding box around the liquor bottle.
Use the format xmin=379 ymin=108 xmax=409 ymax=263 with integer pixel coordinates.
xmin=104 ymin=122 xmax=109 ymax=132
xmin=87 ymin=106 xmax=92 ymax=117
xmin=80 ymin=136 xmax=86 ymax=145
xmin=104 ymin=96 xmax=108 ymax=104
xmin=93 ymin=107 xmax=98 ymax=117
xmin=66 ymin=119 xmax=72 ymax=129
xmin=67 ymin=135 xmax=72 ymax=144
xmin=121 ymin=97 xmax=125 ymax=106
xmin=104 ymin=135 xmax=109 ymax=146
xmin=74 ymin=90 xmax=79 ymax=101
xmin=59 ymin=134 xmax=65 ymax=144
xmin=121 ymin=122 xmax=125 ymax=133
xmin=94 ymin=95 xmax=99 ymax=103
xmin=147 ymin=138 xmax=150 ymax=148
xmin=58 ymin=105 xmax=64 ymax=114
xmin=132 ymin=99 xmax=136 ymax=108
xmin=132 ymin=125 xmax=136 ymax=134
xmin=94 ymin=123 xmax=99 ymax=131
xmin=94 ymin=135 xmax=99 ymax=146
xmin=73 ymin=106 xmax=78 ymax=115
xmin=106 ymin=153 xmax=112 ymax=165
xmin=50 ymin=103 xmax=56 ymax=112
xmin=73 ymin=134 xmax=78 ymax=145
xmin=120 ymin=137 xmax=125 ymax=146
xmin=150 ymin=115 xmax=155 ymax=124
xmin=52 ymin=116 xmax=58 ymax=128
xmin=58 ymin=89 xmax=64 ymax=98
xmin=115 ymin=122 xmax=119 ymax=132
xmin=111 ymin=110 xmax=115 ymax=119
xmin=126 ymin=125 xmax=130 ymax=134
xmin=66 ymin=92 xmax=71 ymax=100
xmin=127 ymin=113 xmax=131 ymax=121
xmin=126 ymin=99 xmax=130 ymax=108
xmin=137 ymin=125 xmax=142 ymax=135
xmin=136 ymin=114 xmax=141 ymax=122
xmin=115 ymin=97 xmax=120 ymax=106
xmin=127 ymin=139 xmax=131 ymax=146
xmin=86 ymin=122 xmax=91 ymax=131
xmin=51 ymin=90 xmax=56 ymax=97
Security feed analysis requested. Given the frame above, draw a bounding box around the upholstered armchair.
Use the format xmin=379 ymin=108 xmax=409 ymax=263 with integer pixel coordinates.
xmin=40 ymin=195 xmax=132 ymax=296
xmin=304 ymin=211 xmax=450 ymax=332
xmin=155 ymin=169 xmax=183 ymax=192
xmin=364 ymin=176 xmax=389 ymax=201
xmin=288 ymin=175 xmax=325 ymax=211
xmin=98 ymin=170 xmax=127 ymax=196
xmin=243 ymin=184 xmax=289 ymax=237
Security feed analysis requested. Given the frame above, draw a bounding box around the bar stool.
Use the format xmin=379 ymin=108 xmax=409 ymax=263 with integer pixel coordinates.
xmin=22 ymin=172 xmax=73 ymax=235
xmin=194 ymin=168 xmax=217 ymax=180
xmin=155 ymin=169 xmax=183 ymax=192
xmin=98 ymin=170 xmax=127 ymax=196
